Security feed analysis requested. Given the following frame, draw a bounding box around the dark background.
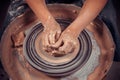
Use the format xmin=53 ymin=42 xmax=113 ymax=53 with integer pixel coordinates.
xmin=0 ymin=0 xmax=120 ymax=80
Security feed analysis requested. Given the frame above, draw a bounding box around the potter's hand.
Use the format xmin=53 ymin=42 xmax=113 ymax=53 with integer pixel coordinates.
xmin=26 ymin=0 xmax=108 ymax=54
xmin=51 ymin=29 xmax=78 ymax=55
xmin=42 ymin=20 xmax=61 ymax=50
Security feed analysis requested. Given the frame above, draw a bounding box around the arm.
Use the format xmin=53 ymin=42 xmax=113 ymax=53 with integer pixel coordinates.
xmin=26 ymin=0 xmax=108 ymax=54
xmin=25 ymin=0 xmax=56 ymax=27
xmin=66 ymin=0 xmax=108 ymax=37
xmin=26 ymin=0 xmax=61 ymax=48
xmin=52 ymin=0 xmax=108 ymax=54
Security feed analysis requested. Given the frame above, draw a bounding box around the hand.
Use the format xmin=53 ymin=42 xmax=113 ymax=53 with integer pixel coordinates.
xmin=41 ymin=20 xmax=61 ymax=51
xmin=50 ymin=28 xmax=78 ymax=55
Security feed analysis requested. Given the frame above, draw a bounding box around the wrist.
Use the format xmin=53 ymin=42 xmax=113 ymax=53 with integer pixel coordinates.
xmin=66 ymin=23 xmax=84 ymax=38
xmin=43 ymin=16 xmax=58 ymax=29
xmin=65 ymin=27 xmax=80 ymax=38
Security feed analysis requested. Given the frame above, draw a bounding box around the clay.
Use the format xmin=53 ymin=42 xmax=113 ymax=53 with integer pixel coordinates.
xmin=11 ymin=32 xmax=25 ymax=47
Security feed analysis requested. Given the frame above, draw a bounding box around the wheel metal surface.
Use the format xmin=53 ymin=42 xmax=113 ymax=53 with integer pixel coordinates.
xmin=0 ymin=4 xmax=115 ymax=80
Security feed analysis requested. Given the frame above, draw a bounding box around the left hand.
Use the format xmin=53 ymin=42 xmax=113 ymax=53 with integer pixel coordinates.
xmin=41 ymin=20 xmax=61 ymax=52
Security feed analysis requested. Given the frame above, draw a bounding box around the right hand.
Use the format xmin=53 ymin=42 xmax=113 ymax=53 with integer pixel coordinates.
xmin=50 ymin=27 xmax=79 ymax=55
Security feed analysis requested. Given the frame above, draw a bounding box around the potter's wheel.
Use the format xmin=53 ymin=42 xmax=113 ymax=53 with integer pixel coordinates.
xmin=0 ymin=4 xmax=115 ymax=80
xmin=23 ymin=19 xmax=92 ymax=76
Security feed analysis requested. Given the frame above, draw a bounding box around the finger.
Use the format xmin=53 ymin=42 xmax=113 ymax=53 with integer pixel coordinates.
xmin=42 ymin=34 xmax=49 ymax=50
xmin=55 ymin=30 xmax=61 ymax=41
xmin=65 ymin=43 xmax=74 ymax=53
xmin=59 ymin=42 xmax=68 ymax=53
xmin=48 ymin=32 xmax=56 ymax=44
xmin=51 ymin=50 xmax=65 ymax=57
xmin=59 ymin=42 xmax=74 ymax=54
xmin=51 ymin=38 xmax=62 ymax=48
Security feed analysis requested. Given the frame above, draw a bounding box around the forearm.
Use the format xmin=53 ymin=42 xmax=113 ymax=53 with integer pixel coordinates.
xmin=25 ymin=0 xmax=55 ymax=27
xmin=67 ymin=0 xmax=108 ymax=37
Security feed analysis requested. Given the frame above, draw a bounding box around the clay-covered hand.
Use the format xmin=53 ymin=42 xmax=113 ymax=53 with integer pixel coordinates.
xmin=50 ymin=29 xmax=78 ymax=55
xmin=41 ymin=20 xmax=61 ymax=50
